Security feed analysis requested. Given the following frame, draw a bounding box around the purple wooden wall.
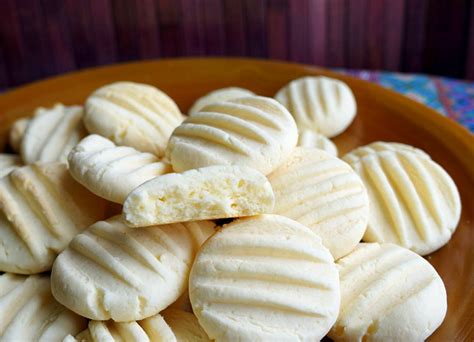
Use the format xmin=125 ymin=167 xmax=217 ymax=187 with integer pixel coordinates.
xmin=0 ymin=0 xmax=473 ymax=88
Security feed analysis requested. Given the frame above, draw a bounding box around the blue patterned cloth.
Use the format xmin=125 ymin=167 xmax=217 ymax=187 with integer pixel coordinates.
xmin=339 ymin=70 xmax=474 ymax=133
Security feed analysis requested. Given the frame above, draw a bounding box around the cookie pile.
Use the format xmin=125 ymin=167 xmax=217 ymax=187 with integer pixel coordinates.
xmin=0 ymin=76 xmax=460 ymax=341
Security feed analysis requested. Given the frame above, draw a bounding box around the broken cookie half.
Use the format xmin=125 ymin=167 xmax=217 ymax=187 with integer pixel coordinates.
xmin=123 ymin=165 xmax=275 ymax=227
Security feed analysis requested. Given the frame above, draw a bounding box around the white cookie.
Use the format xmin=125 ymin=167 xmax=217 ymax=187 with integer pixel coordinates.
xmin=68 ymin=135 xmax=171 ymax=204
xmin=342 ymin=141 xmax=430 ymax=164
xmin=84 ymin=82 xmax=183 ymax=156
xmin=9 ymin=117 xmax=29 ymax=152
xmin=188 ymin=87 xmax=255 ymax=116
xmin=67 ymin=314 xmax=174 ymax=342
xmin=189 ymin=214 xmax=340 ymax=341
xmin=0 ymin=162 xmax=108 ymax=274
xmin=21 ymin=104 xmax=87 ymax=164
xmin=343 ymin=142 xmax=461 ymax=255
xmin=166 ymin=96 xmax=298 ymax=175
xmin=0 ymin=154 xmax=22 ymax=178
xmin=268 ymin=147 xmax=369 ymax=259
xmin=0 ymin=273 xmax=87 ymax=341
xmin=275 ymin=76 xmax=356 ymax=137
xmin=51 ymin=216 xmax=216 ymax=321
xmin=330 ymin=243 xmax=447 ymax=341
xmin=298 ymin=128 xmax=338 ymax=156
xmin=123 ymin=164 xmax=275 ymax=227
xmin=67 ymin=309 xmax=208 ymax=342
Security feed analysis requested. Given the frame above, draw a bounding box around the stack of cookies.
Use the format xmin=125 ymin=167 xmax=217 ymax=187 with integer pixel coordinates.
xmin=0 ymin=76 xmax=460 ymax=341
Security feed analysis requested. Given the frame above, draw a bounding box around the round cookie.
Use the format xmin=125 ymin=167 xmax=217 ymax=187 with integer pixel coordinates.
xmin=329 ymin=243 xmax=447 ymax=341
xmin=298 ymin=128 xmax=338 ymax=156
xmin=342 ymin=141 xmax=430 ymax=164
xmin=21 ymin=104 xmax=87 ymax=164
xmin=0 ymin=273 xmax=87 ymax=340
xmin=0 ymin=162 xmax=109 ymax=274
xmin=188 ymin=87 xmax=255 ymax=115
xmin=268 ymin=147 xmax=369 ymax=259
xmin=275 ymin=76 xmax=356 ymax=137
xmin=123 ymin=165 xmax=275 ymax=227
xmin=9 ymin=117 xmax=29 ymax=152
xmin=166 ymin=96 xmax=298 ymax=175
xmin=51 ymin=216 xmax=216 ymax=321
xmin=0 ymin=154 xmax=22 ymax=178
xmin=189 ymin=214 xmax=340 ymax=341
xmin=343 ymin=142 xmax=461 ymax=255
xmin=68 ymin=135 xmax=171 ymax=204
xmin=84 ymin=82 xmax=183 ymax=156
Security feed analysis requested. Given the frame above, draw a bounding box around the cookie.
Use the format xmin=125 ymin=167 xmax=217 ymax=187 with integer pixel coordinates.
xmin=9 ymin=117 xmax=29 ymax=152
xmin=329 ymin=243 xmax=447 ymax=341
xmin=51 ymin=216 xmax=216 ymax=321
xmin=189 ymin=214 xmax=340 ymax=341
xmin=84 ymin=82 xmax=183 ymax=156
xmin=67 ymin=309 xmax=208 ymax=342
xmin=166 ymin=96 xmax=298 ymax=175
xmin=67 ymin=314 xmax=173 ymax=342
xmin=268 ymin=148 xmax=369 ymax=259
xmin=21 ymin=104 xmax=87 ymax=164
xmin=123 ymin=165 xmax=275 ymax=227
xmin=0 ymin=162 xmax=108 ymax=274
xmin=68 ymin=135 xmax=171 ymax=204
xmin=342 ymin=141 xmax=430 ymax=164
xmin=188 ymin=87 xmax=255 ymax=116
xmin=298 ymin=128 xmax=338 ymax=156
xmin=0 ymin=154 xmax=22 ymax=178
xmin=0 ymin=273 xmax=87 ymax=341
xmin=275 ymin=76 xmax=356 ymax=137
xmin=343 ymin=142 xmax=461 ymax=255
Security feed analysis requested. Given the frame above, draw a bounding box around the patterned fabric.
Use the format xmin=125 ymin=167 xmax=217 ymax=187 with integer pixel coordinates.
xmin=340 ymin=70 xmax=474 ymax=133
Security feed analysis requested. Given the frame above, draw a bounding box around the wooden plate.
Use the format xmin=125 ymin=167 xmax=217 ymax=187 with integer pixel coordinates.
xmin=0 ymin=58 xmax=473 ymax=340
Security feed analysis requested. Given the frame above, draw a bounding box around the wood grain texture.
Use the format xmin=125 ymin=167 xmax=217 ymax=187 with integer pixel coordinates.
xmin=0 ymin=58 xmax=472 ymax=340
xmin=423 ymin=0 xmax=470 ymax=78
xmin=40 ymin=0 xmax=76 ymax=75
xmin=180 ymin=0 xmax=205 ymax=56
xmin=326 ymin=0 xmax=346 ymax=68
xmin=347 ymin=0 xmax=367 ymax=69
xmin=222 ymin=0 xmax=246 ymax=56
xmin=135 ymin=0 xmax=160 ymax=58
xmin=112 ymin=0 xmax=140 ymax=61
xmin=308 ymin=0 xmax=326 ymax=66
xmin=288 ymin=0 xmax=310 ymax=63
xmin=366 ymin=0 xmax=384 ymax=69
xmin=65 ymin=0 xmax=92 ymax=68
xmin=0 ymin=46 xmax=8 ymax=89
xmin=266 ymin=0 xmax=288 ymax=60
xmin=201 ymin=0 xmax=225 ymax=55
xmin=243 ymin=0 xmax=267 ymax=57
xmin=157 ymin=0 xmax=182 ymax=57
xmin=91 ymin=0 xmax=118 ymax=65
xmin=0 ymin=0 xmax=474 ymax=88
xmin=467 ymin=2 xmax=474 ymax=80
xmin=402 ymin=0 xmax=428 ymax=73
xmin=0 ymin=0 xmax=36 ymax=85
xmin=383 ymin=0 xmax=405 ymax=70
